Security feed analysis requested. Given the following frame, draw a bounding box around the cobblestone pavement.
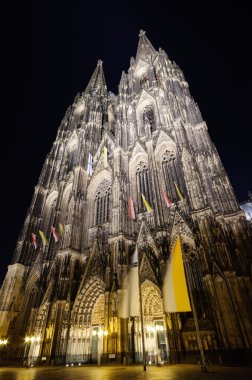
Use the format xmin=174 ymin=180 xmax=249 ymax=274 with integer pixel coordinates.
xmin=0 ymin=364 xmax=252 ymax=380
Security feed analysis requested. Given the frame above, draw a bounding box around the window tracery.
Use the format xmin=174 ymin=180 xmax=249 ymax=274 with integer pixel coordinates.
xmin=136 ymin=161 xmax=152 ymax=213
xmin=95 ymin=179 xmax=111 ymax=225
xmin=140 ymin=74 xmax=148 ymax=89
xmin=162 ymin=149 xmax=183 ymax=202
xmin=143 ymin=104 xmax=156 ymax=133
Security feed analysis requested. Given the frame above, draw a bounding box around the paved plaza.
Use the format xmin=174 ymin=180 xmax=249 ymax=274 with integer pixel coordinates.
xmin=0 ymin=364 xmax=252 ymax=380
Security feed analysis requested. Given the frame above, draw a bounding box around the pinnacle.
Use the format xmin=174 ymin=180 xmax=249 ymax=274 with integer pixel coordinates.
xmin=136 ymin=29 xmax=156 ymax=61
xmin=85 ymin=60 xmax=107 ymax=96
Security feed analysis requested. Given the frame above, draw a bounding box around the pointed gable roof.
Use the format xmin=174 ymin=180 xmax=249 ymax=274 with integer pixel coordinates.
xmin=93 ymin=131 xmax=116 ymax=162
xmin=155 ymin=130 xmax=176 ymax=148
xmin=137 ymin=221 xmax=160 ymax=259
xmin=129 ymin=140 xmax=148 ymax=164
xmin=91 ymin=151 xmax=112 ymax=178
xmin=85 ymin=60 xmax=107 ymax=96
xmin=170 ymin=210 xmax=193 ymax=243
xmin=140 ymin=253 xmax=158 ymax=285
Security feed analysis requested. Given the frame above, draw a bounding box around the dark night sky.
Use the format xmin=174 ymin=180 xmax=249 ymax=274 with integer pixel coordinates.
xmin=0 ymin=1 xmax=251 ymax=284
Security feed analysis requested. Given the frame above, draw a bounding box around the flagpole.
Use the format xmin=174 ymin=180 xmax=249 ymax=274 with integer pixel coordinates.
xmin=170 ymin=313 xmax=180 ymax=363
xmin=137 ymin=246 xmax=146 ymax=371
xmin=183 ymin=258 xmax=207 ymax=372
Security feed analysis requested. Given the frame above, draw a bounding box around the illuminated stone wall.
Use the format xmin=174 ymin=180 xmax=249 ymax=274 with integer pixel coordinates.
xmin=0 ymin=31 xmax=251 ymax=365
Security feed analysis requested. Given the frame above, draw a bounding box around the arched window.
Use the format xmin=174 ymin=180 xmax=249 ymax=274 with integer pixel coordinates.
xmin=140 ymin=74 xmax=148 ymax=89
xmin=162 ymin=150 xmax=185 ymax=203
xmin=143 ymin=105 xmax=156 ymax=133
xmin=136 ymin=161 xmax=152 ymax=213
xmin=66 ymin=139 xmax=78 ymax=172
xmin=41 ymin=192 xmax=58 ymax=236
xmin=95 ymin=179 xmax=111 ymax=225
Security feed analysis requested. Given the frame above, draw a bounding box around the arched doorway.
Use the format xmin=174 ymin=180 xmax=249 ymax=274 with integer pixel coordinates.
xmin=128 ymin=280 xmax=169 ymax=364
xmin=142 ymin=281 xmax=169 ymax=364
xmin=67 ymin=277 xmax=105 ymax=364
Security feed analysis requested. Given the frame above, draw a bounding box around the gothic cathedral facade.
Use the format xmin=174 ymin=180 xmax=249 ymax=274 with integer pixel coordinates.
xmin=0 ymin=31 xmax=251 ymax=365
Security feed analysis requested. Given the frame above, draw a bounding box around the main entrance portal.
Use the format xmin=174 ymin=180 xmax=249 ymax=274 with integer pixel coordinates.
xmin=66 ymin=278 xmax=170 ymax=364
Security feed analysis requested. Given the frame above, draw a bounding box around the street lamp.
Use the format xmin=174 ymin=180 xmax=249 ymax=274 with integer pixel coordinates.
xmin=25 ymin=336 xmax=41 ymax=343
xmin=0 ymin=339 xmax=8 ymax=361
xmin=92 ymin=328 xmax=108 ymax=366
xmin=24 ymin=335 xmax=41 ymax=366
xmin=155 ymin=325 xmax=164 ymax=366
xmin=146 ymin=324 xmax=164 ymax=366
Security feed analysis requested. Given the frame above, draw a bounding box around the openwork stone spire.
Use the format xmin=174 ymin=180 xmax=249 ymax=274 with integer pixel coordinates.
xmin=136 ymin=29 xmax=156 ymax=61
xmin=85 ymin=60 xmax=107 ymax=96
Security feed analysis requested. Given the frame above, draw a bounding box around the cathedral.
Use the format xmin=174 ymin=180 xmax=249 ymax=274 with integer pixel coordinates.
xmin=0 ymin=31 xmax=251 ymax=366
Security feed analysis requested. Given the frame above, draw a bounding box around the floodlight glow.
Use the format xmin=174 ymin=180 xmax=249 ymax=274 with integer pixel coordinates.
xmin=147 ymin=325 xmax=154 ymax=332
xmin=0 ymin=339 xmax=7 ymax=345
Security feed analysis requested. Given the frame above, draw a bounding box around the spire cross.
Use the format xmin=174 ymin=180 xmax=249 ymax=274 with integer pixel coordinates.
xmin=97 ymin=59 xmax=103 ymax=66
xmin=139 ymin=29 xmax=146 ymax=37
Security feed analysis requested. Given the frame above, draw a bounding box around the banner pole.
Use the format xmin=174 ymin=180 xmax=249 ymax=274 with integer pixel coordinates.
xmin=137 ymin=246 xmax=146 ymax=371
xmin=184 ymin=260 xmax=207 ymax=372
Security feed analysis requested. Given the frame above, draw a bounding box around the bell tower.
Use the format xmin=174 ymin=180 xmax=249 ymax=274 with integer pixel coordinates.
xmin=0 ymin=31 xmax=251 ymax=366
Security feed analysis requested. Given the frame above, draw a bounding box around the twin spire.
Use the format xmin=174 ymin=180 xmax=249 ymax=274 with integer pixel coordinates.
xmin=85 ymin=59 xmax=107 ymax=96
xmin=136 ymin=29 xmax=156 ymax=61
xmin=84 ymin=31 xmax=157 ymax=94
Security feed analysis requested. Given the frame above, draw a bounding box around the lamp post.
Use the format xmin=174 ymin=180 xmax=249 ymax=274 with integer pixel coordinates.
xmin=155 ymin=325 xmax=164 ymax=366
xmin=146 ymin=324 xmax=164 ymax=366
xmin=92 ymin=328 xmax=108 ymax=366
xmin=24 ymin=335 xmax=41 ymax=367
xmin=0 ymin=339 xmax=8 ymax=363
xmin=146 ymin=325 xmax=155 ymax=364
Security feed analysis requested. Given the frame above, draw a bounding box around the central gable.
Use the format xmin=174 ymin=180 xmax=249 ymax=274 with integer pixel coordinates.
xmin=129 ymin=140 xmax=148 ymax=166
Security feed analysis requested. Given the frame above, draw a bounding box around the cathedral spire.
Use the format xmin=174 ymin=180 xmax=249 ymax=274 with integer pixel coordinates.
xmin=85 ymin=60 xmax=107 ymax=96
xmin=136 ymin=30 xmax=156 ymax=61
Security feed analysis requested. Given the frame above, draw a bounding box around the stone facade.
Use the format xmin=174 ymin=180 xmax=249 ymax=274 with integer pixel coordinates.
xmin=0 ymin=31 xmax=252 ymax=365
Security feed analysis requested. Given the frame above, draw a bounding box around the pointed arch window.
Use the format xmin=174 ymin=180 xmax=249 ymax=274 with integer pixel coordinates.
xmin=95 ymin=179 xmax=111 ymax=225
xmin=136 ymin=161 xmax=152 ymax=213
xmin=162 ymin=150 xmax=185 ymax=203
xmin=66 ymin=139 xmax=78 ymax=172
xmin=41 ymin=192 xmax=58 ymax=237
xmin=143 ymin=104 xmax=156 ymax=133
xmin=140 ymin=74 xmax=148 ymax=89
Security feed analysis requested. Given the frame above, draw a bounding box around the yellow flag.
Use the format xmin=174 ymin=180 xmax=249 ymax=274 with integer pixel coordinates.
xmin=174 ymin=182 xmax=185 ymax=203
xmin=58 ymin=223 xmax=63 ymax=236
xmin=141 ymin=194 xmax=153 ymax=213
xmin=163 ymin=238 xmax=191 ymax=312
xmin=103 ymin=146 xmax=108 ymax=167
xmin=39 ymin=230 xmax=48 ymax=247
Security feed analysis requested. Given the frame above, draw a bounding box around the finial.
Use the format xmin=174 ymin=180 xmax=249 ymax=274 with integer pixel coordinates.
xmin=139 ymin=29 xmax=146 ymax=37
xmin=97 ymin=59 xmax=103 ymax=66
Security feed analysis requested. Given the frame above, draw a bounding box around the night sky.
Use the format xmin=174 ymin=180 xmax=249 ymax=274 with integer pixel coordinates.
xmin=1 ymin=1 xmax=251 ymax=285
